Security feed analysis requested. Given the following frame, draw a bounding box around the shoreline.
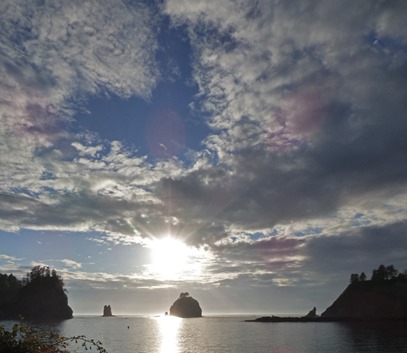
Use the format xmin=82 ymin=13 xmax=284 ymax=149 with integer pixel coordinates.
xmin=245 ymin=316 xmax=407 ymax=323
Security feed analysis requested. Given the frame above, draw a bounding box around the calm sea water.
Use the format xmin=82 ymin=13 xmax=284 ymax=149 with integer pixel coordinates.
xmin=2 ymin=315 xmax=407 ymax=353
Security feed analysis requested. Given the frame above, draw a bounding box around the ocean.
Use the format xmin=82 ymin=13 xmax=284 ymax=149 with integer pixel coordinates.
xmin=2 ymin=315 xmax=407 ymax=353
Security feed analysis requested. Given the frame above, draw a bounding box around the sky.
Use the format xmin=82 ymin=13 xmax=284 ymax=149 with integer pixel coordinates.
xmin=1 ymin=0 xmax=407 ymax=316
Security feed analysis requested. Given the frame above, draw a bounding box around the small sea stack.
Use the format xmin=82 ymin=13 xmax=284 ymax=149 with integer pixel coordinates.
xmin=103 ymin=304 xmax=113 ymax=317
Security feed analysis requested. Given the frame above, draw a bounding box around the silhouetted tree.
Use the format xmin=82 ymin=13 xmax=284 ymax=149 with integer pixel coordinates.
xmin=396 ymin=270 xmax=407 ymax=280
xmin=351 ymin=265 xmax=405 ymax=284
xmin=0 ymin=274 xmax=22 ymax=317
xmin=371 ymin=264 xmax=387 ymax=281
xmin=385 ymin=265 xmax=398 ymax=279
xmin=350 ymin=273 xmax=359 ymax=283
xmin=370 ymin=264 xmax=401 ymax=281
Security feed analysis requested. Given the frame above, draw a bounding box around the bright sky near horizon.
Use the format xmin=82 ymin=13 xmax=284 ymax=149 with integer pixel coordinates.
xmin=1 ymin=0 xmax=407 ymax=315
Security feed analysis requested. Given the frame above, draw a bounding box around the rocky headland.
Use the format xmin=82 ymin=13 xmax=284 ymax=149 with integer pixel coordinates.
xmin=247 ymin=265 xmax=407 ymax=323
xmin=169 ymin=292 xmax=202 ymax=318
xmin=0 ymin=266 xmax=73 ymax=321
xmin=321 ymin=278 xmax=407 ymax=319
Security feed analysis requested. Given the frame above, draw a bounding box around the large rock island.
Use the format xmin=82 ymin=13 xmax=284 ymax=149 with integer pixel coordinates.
xmin=169 ymin=292 xmax=202 ymax=318
xmin=0 ymin=266 xmax=73 ymax=321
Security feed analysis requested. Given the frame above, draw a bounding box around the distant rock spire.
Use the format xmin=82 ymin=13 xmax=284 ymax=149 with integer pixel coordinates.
xmin=304 ymin=307 xmax=318 ymax=318
xmin=103 ymin=304 xmax=113 ymax=317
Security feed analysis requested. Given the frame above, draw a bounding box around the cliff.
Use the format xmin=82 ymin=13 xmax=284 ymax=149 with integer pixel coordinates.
xmin=0 ymin=266 xmax=73 ymax=321
xmin=16 ymin=274 xmax=73 ymax=321
xmin=169 ymin=293 xmax=202 ymax=318
xmin=321 ymin=279 xmax=407 ymax=319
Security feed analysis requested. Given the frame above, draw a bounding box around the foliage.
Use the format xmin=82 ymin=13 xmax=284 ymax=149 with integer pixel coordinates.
xmin=350 ymin=265 xmax=406 ymax=284
xmin=349 ymin=273 xmax=359 ymax=283
xmin=0 ymin=320 xmax=107 ymax=353
xmin=349 ymin=271 xmax=367 ymax=283
xmin=22 ymin=265 xmax=62 ymax=286
xmin=371 ymin=264 xmax=399 ymax=281
xmin=0 ymin=274 xmax=21 ymax=315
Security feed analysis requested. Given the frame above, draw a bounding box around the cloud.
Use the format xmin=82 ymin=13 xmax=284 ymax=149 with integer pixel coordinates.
xmin=304 ymin=221 xmax=407 ymax=276
xmin=0 ymin=0 xmax=158 ymax=147
xmin=154 ymin=0 xmax=407 ymax=244
xmin=60 ymin=259 xmax=82 ymax=269
xmin=30 ymin=260 xmax=49 ymax=268
xmin=196 ymin=220 xmax=407 ymax=290
xmin=0 ymin=0 xmax=406 ymax=290
xmin=0 ymin=254 xmax=21 ymax=262
xmin=208 ymin=236 xmax=306 ymax=286
xmin=164 ymin=0 xmax=407 ymax=153
xmin=0 ymin=136 xmax=189 ymax=238
xmin=0 ymin=0 xmax=160 ymax=210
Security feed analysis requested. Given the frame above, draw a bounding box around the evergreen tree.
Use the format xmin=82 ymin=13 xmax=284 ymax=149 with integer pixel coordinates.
xmin=350 ymin=273 xmax=359 ymax=283
xmin=385 ymin=265 xmax=398 ymax=279
xmin=371 ymin=264 xmax=387 ymax=281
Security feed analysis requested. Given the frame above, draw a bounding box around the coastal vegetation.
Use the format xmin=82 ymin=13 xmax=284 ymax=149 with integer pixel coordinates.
xmin=0 ymin=266 xmax=73 ymax=320
xmin=0 ymin=320 xmax=107 ymax=353
xmin=0 ymin=267 xmax=107 ymax=352
xmin=350 ymin=264 xmax=406 ymax=283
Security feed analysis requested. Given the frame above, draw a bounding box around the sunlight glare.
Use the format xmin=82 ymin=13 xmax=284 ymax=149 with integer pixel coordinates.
xmin=158 ymin=316 xmax=181 ymax=353
xmin=149 ymin=236 xmax=191 ymax=280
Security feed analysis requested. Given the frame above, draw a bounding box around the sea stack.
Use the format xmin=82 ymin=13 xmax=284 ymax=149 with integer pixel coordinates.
xmin=304 ymin=307 xmax=319 ymax=318
xmin=103 ymin=305 xmax=113 ymax=317
xmin=169 ymin=292 xmax=202 ymax=318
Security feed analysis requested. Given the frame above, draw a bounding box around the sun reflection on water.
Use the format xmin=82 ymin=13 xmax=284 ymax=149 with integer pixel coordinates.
xmin=157 ymin=316 xmax=182 ymax=353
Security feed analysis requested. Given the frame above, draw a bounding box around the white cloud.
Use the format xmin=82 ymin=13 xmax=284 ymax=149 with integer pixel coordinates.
xmin=30 ymin=260 xmax=50 ymax=268
xmin=60 ymin=258 xmax=82 ymax=269
xmin=0 ymin=0 xmax=160 ymax=199
xmin=0 ymin=254 xmax=21 ymax=262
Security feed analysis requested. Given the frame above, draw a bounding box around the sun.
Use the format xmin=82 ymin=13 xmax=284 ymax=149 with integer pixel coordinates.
xmin=149 ymin=236 xmax=191 ymax=280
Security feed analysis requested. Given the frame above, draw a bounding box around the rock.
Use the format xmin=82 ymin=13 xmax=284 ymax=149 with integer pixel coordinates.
xmin=103 ymin=305 xmax=113 ymax=317
xmin=304 ymin=307 xmax=318 ymax=318
xmin=169 ymin=292 xmax=202 ymax=318
xmin=321 ymin=278 xmax=407 ymax=319
xmin=0 ymin=267 xmax=73 ymax=321
xmin=17 ymin=275 xmax=73 ymax=320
